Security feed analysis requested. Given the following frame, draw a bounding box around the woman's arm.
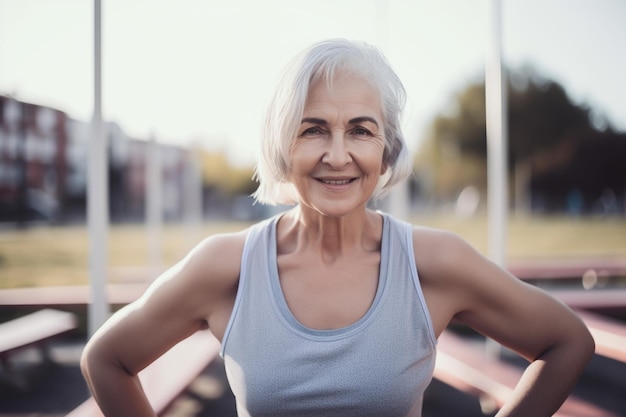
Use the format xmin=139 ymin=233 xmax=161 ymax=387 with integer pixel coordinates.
xmin=415 ymin=229 xmax=595 ymax=417
xmin=80 ymin=231 xmax=245 ymax=417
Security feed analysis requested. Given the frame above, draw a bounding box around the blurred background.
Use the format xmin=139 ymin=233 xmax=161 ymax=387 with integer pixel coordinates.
xmin=1 ymin=0 xmax=625 ymax=416
xmin=1 ymin=0 xmax=625 ymax=225
xmin=2 ymin=0 xmax=626 ymax=225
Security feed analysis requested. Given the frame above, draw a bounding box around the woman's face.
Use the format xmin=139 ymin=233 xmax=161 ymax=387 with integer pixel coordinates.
xmin=288 ymin=73 xmax=387 ymax=217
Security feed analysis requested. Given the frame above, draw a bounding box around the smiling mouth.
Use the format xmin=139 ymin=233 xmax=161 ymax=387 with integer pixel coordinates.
xmin=317 ymin=178 xmax=357 ymax=185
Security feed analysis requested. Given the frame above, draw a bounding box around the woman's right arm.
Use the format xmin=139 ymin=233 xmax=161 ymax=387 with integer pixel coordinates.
xmin=80 ymin=231 xmax=245 ymax=417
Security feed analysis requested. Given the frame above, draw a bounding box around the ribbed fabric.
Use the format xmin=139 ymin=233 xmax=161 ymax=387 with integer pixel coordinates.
xmin=221 ymin=212 xmax=437 ymax=417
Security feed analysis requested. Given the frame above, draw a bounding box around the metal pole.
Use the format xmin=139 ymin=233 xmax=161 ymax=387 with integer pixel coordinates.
xmin=486 ymin=0 xmax=508 ymax=268
xmin=184 ymin=148 xmax=203 ymax=251
xmin=482 ymin=6 xmax=509 ymax=411
xmin=146 ymin=134 xmax=163 ymax=276
xmin=15 ymin=101 xmax=28 ymax=228
xmin=377 ymin=0 xmax=410 ymax=220
xmin=88 ymin=0 xmax=110 ymax=336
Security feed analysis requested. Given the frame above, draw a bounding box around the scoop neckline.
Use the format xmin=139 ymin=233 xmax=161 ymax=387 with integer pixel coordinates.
xmin=266 ymin=213 xmax=390 ymax=340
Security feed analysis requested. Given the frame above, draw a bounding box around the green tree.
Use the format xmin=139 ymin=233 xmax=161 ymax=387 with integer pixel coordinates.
xmin=414 ymin=68 xmax=600 ymax=209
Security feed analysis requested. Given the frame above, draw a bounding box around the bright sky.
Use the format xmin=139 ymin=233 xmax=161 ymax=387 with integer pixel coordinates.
xmin=1 ymin=0 xmax=625 ymax=166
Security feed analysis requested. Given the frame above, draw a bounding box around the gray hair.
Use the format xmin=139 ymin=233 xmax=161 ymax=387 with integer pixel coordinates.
xmin=252 ymin=38 xmax=413 ymax=206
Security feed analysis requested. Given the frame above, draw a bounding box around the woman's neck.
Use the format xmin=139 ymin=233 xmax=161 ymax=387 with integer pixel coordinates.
xmin=276 ymin=206 xmax=383 ymax=262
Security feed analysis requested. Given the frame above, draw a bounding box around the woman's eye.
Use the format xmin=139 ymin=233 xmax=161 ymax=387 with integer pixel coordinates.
xmin=353 ymin=127 xmax=372 ymax=136
xmin=301 ymin=126 xmax=323 ymax=136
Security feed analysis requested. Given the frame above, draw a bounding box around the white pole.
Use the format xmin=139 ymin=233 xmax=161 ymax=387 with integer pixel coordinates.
xmin=482 ymin=4 xmax=509 ymax=407
xmin=88 ymin=0 xmax=110 ymax=336
xmin=377 ymin=0 xmax=410 ymax=220
xmin=184 ymin=148 xmax=203 ymax=251
xmin=486 ymin=0 xmax=508 ymax=268
xmin=146 ymin=134 xmax=163 ymax=276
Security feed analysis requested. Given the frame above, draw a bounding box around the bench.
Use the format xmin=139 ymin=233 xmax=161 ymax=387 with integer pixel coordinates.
xmin=549 ymin=287 xmax=626 ymax=313
xmin=0 ymin=309 xmax=77 ymax=358
xmin=0 ymin=308 xmax=77 ymax=388
xmin=511 ymin=261 xmax=626 ymax=362
xmin=576 ymin=310 xmax=626 ymax=363
xmin=0 ymin=283 xmax=149 ymax=307
xmin=434 ymin=330 xmax=619 ymax=417
xmin=508 ymin=258 xmax=626 ymax=280
xmin=65 ymin=329 xmax=221 ymax=417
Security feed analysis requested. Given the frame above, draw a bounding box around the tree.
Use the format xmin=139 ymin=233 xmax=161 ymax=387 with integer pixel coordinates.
xmin=414 ymin=67 xmax=626 ymax=214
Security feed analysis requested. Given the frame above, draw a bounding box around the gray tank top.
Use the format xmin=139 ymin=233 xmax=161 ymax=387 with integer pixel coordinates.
xmin=221 ymin=212 xmax=437 ymax=417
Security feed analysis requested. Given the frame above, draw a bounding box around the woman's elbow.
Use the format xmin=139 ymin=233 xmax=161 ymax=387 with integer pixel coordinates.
xmin=80 ymin=338 xmax=99 ymax=383
xmin=80 ymin=335 xmax=115 ymax=385
xmin=566 ymin=316 xmax=596 ymax=367
xmin=580 ymin=324 xmax=596 ymax=362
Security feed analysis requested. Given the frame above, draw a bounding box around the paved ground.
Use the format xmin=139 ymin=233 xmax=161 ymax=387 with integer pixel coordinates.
xmin=1 ymin=336 xmax=624 ymax=417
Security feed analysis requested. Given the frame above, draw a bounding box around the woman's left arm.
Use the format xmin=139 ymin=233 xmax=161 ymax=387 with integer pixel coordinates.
xmin=428 ymin=232 xmax=595 ymax=417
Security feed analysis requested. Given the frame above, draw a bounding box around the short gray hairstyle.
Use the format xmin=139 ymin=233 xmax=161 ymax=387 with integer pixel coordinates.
xmin=252 ymin=38 xmax=413 ymax=206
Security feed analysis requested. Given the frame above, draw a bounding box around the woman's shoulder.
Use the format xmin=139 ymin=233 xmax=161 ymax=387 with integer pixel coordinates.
xmin=410 ymin=223 xmax=463 ymax=247
xmin=184 ymin=228 xmax=249 ymax=278
xmin=380 ymin=213 xmax=466 ymax=262
xmin=149 ymin=227 xmax=248 ymax=301
xmin=409 ymin=224 xmax=481 ymax=283
xmin=174 ymin=215 xmax=279 ymax=290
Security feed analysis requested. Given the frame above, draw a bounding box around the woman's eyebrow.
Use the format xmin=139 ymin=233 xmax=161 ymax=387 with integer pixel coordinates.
xmin=349 ymin=116 xmax=379 ymax=127
xmin=300 ymin=117 xmax=327 ymax=125
xmin=300 ymin=116 xmax=379 ymax=126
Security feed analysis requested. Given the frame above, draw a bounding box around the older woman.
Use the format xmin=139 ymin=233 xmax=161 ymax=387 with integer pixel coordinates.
xmin=81 ymin=39 xmax=594 ymax=417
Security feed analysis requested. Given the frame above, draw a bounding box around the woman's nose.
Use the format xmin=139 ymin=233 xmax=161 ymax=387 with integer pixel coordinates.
xmin=321 ymin=132 xmax=352 ymax=167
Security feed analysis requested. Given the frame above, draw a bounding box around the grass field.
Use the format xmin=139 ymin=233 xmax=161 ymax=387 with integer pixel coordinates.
xmin=1 ymin=215 xmax=625 ymax=289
